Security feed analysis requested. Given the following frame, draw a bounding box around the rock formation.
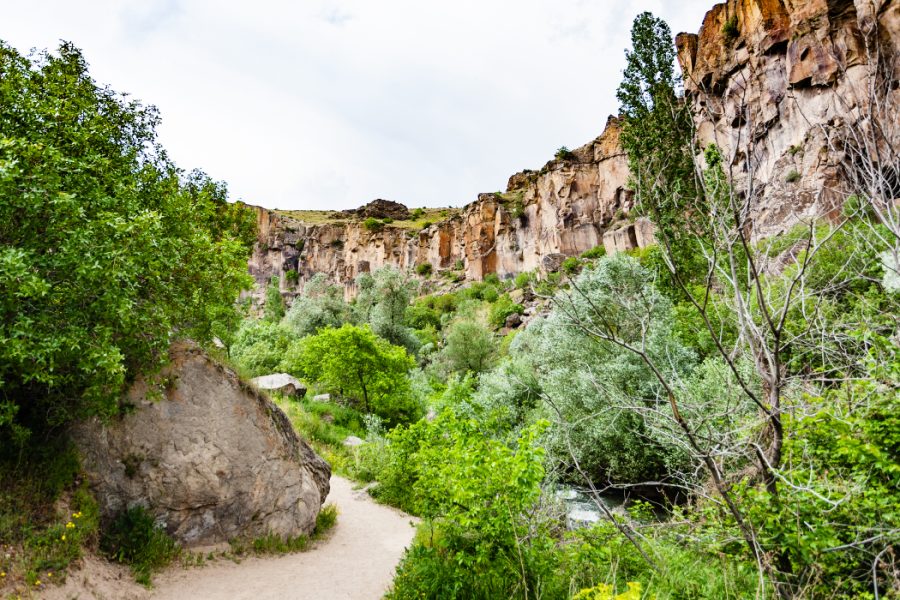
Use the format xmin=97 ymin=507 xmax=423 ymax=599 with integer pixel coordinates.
xmin=676 ymin=0 xmax=900 ymax=238
xmin=72 ymin=342 xmax=331 ymax=546
xmin=249 ymin=117 xmax=647 ymax=301
xmin=248 ymin=0 xmax=899 ymax=299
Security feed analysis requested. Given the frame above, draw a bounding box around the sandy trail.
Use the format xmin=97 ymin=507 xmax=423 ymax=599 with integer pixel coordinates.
xmin=150 ymin=476 xmax=417 ymax=600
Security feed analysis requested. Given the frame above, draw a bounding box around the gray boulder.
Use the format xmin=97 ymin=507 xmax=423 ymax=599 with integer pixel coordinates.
xmin=251 ymin=373 xmax=307 ymax=398
xmin=71 ymin=342 xmax=331 ymax=546
xmin=342 ymin=436 xmax=365 ymax=447
xmin=313 ymin=393 xmax=332 ymax=403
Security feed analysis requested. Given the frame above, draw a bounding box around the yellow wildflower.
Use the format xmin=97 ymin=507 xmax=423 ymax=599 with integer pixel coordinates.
xmin=65 ymin=521 xmax=75 ymax=529
xmin=0 ymin=571 xmax=5 ymax=577
xmin=72 ymin=512 xmax=83 ymax=519
xmin=60 ymin=534 xmax=66 ymax=541
xmin=35 ymin=580 xmax=42 ymax=586
xmin=48 ymin=572 xmax=53 ymax=578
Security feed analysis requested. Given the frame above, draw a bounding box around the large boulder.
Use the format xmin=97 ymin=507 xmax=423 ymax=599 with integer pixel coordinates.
xmin=71 ymin=342 xmax=331 ymax=546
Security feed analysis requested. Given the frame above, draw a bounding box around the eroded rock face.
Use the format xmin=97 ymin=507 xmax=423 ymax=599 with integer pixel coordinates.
xmin=248 ymin=117 xmax=649 ymax=301
xmin=676 ymin=0 xmax=900 ymax=238
xmin=72 ymin=342 xmax=331 ymax=546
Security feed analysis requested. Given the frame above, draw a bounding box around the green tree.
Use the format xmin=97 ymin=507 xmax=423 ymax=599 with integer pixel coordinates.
xmin=283 ymin=273 xmax=350 ymax=337
xmin=438 ymin=320 xmax=497 ymax=375
xmin=0 ymin=42 xmax=253 ymax=442
xmin=264 ymin=276 xmax=285 ymax=322
xmin=355 ymin=266 xmax=420 ymax=353
xmin=616 ymin=13 xmax=701 ymax=276
xmin=282 ymin=324 xmax=420 ymax=425
xmin=229 ymin=320 xmax=294 ymax=378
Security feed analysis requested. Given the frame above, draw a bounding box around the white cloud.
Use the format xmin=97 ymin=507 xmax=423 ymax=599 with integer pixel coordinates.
xmin=4 ymin=0 xmax=712 ymax=210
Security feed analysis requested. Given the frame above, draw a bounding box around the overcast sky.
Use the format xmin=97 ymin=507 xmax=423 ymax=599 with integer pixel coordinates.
xmin=6 ymin=1 xmax=711 ymax=211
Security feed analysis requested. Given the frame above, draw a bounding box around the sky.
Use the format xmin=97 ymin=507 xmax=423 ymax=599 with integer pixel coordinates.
xmin=5 ymin=1 xmax=712 ymax=211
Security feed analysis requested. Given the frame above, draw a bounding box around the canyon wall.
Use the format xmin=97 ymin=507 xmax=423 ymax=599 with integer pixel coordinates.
xmin=676 ymin=0 xmax=899 ymax=237
xmin=249 ymin=117 xmax=646 ymax=301
xmin=249 ymin=0 xmax=899 ymax=300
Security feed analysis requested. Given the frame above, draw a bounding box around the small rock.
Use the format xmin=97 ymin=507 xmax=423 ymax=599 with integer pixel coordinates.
xmin=251 ymin=373 xmax=307 ymax=398
xmin=343 ymin=436 xmax=365 ymax=447
xmin=505 ymin=312 xmax=523 ymax=328
xmin=313 ymin=393 xmax=331 ymax=403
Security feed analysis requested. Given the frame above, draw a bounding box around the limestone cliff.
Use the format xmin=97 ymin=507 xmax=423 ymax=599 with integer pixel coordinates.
xmin=676 ymin=0 xmax=899 ymax=237
xmin=248 ymin=117 xmax=648 ymax=301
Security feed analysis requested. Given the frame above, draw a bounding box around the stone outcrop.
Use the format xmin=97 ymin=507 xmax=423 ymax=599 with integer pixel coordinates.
xmin=72 ymin=342 xmax=331 ymax=546
xmin=248 ymin=117 xmax=650 ymax=300
xmin=676 ymin=0 xmax=900 ymax=238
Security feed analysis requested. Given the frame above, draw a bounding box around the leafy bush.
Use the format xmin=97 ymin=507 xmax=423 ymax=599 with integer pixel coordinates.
xmin=581 ymin=245 xmax=607 ymax=260
xmin=722 ymin=15 xmax=739 ymax=42
xmin=283 ymin=273 xmax=351 ymax=338
xmin=0 ymin=42 xmax=254 ymax=442
xmin=229 ymin=320 xmax=294 ymax=377
xmin=555 ymin=146 xmax=576 ymax=160
xmin=785 ymin=169 xmax=801 ymax=183
xmin=562 ymin=256 xmax=581 ymax=274
xmin=282 ymin=324 xmax=421 ymax=426
xmin=488 ymin=294 xmax=524 ymax=329
xmin=385 ymin=413 xmax=553 ymax=600
xmin=284 ymin=269 xmax=300 ymax=284
xmin=264 ymin=276 xmax=285 ymax=322
xmin=101 ymin=506 xmax=179 ymax=586
xmin=355 ymin=267 xmax=421 ymax=354
xmin=361 ymin=217 xmax=382 ymax=232
xmin=514 ymin=271 xmax=536 ymax=289
xmin=415 ymin=263 xmax=433 ymax=277
xmin=437 ymin=320 xmax=498 ymax=375
xmin=411 ymin=208 xmax=426 ymax=219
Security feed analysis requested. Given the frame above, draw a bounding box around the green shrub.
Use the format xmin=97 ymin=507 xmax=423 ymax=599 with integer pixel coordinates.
xmin=421 ymin=220 xmax=433 ymax=230
xmin=0 ymin=42 xmax=254 ymax=444
xmin=230 ymin=320 xmax=294 ymax=377
xmin=382 ymin=217 xmax=394 ymax=224
xmin=453 ymin=259 xmax=464 ymax=270
xmin=562 ymin=256 xmax=581 ymax=274
xmin=314 ymin=503 xmax=339 ymax=536
xmin=415 ymin=263 xmax=433 ymax=277
xmin=489 ymin=294 xmax=524 ymax=329
xmin=514 ymin=271 xmax=535 ymax=289
xmin=581 ymin=245 xmax=607 ymax=259
xmin=264 ymin=276 xmax=285 ymax=322
xmin=411 ymin=208 xmax=426 ymax=219
xmin=282 ymin=324 xmax=421 ymax=426
xmin=555 ymin=146 xmax=576 ymax=160
xmin=363 ymin=217 xmax=384 ymax=232
xmin=785 ymin=169 xmax=801 ymax=183
xmin=101 ymin=506 xmax=179 ymax=586
xmin=284 ymin=269 xmax=300 ymax=284
xmin=722 ymin=15 xmax=739 ymax=42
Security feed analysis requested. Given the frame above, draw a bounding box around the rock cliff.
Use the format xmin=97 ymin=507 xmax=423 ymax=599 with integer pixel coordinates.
xmin=249 ymin=0 xmax=899 ymax=299
xmin=676 ymin=0 xmax=900 ymax=237
xmin=248 ymin=117 xmax=648 ymax=301
xmin=71 ymin=342 xmax=331 ymax=546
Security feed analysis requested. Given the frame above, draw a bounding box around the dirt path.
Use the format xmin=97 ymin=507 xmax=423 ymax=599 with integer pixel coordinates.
xmin=150 ymin=476 xmax=417 ymax=600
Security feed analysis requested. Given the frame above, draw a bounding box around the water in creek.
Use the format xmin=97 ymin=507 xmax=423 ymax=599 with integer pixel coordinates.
xmin=556 ymin=486 xmax=626 ymax=529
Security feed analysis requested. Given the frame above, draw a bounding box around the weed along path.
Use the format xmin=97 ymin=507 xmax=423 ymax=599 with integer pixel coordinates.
xmin=151 ymin=476 xmax=417 ymax=600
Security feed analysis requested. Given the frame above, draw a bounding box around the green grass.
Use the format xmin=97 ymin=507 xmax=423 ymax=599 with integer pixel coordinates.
xmin=273 ymin=207 xmax=459 ymax=232
xmin=101 ymin=506 xmax=180 ymax=587
xmin=229 ymin=503 xmax=338 ymax=557
xmin=0 ymin=439 xmax=101 ymax=594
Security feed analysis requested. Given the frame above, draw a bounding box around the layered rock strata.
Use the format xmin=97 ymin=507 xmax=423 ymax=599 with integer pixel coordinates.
xmin=249 ymin=117 xmax=647 ymax=300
